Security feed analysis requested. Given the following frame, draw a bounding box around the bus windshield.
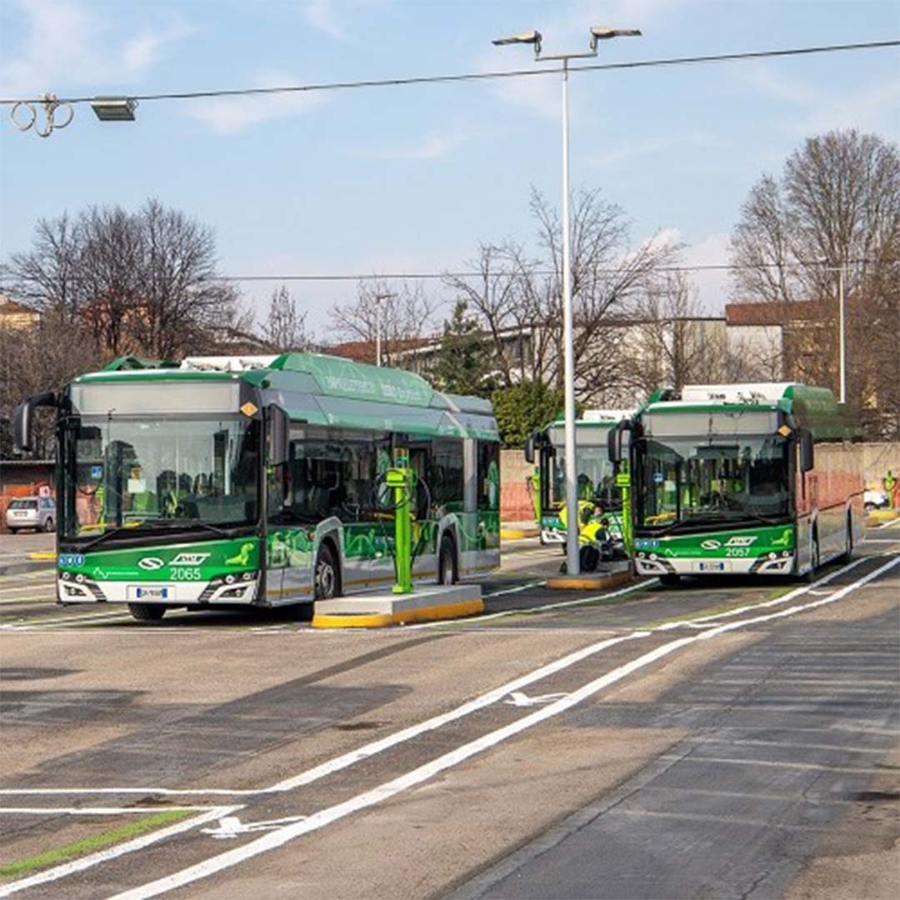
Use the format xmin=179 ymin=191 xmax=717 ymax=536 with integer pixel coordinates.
xmin=61 ymin=415 xmax=260 ymax=540
xmin=547 ymin=446 xmax=620 ymax=510
xmin=635 ymin=432 xmax=791 ymax=528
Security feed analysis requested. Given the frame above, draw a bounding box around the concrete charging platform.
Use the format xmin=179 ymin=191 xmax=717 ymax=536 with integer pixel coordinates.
xmin=312 ymin=584 xmax=483 ymax=628
xmin=545 ymin=563 xmax=634 ymax=591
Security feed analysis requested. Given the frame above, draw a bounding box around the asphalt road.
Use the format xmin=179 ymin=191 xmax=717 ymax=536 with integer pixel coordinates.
xmin=0 ymin=525 xmax=898 ymax=899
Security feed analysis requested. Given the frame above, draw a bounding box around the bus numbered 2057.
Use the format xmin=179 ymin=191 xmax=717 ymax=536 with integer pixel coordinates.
xmin=608 ymin=383 xmax=863 ymax=585
xmin=14 ymin=353 xmax=501 ymax=621
xmin=525 ymin=410 xmax=631 ymax=546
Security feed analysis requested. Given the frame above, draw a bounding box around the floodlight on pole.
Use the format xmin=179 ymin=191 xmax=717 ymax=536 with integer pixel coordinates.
xmin=90 ymin=97 xmax=138 ymax=121
xmin=494 ymin=24 xmax=641 ymax=577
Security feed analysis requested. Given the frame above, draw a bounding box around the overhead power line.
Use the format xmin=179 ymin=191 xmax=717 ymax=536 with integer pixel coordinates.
xmin=0 ymin=40 xmax=896 ymax=106
xmin=196 ymin=258 xmax=896 ymax=283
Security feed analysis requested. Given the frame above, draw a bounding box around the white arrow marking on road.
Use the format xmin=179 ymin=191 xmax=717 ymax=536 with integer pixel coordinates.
xmin=504 ymin=691 xmax=568 ymax=707
xmin=201 ymin=815 xmax=307 ymax=840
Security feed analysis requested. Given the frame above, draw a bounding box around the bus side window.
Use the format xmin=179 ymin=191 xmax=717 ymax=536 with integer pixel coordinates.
xmin=477 ymin=441 xmax=500 ymax=511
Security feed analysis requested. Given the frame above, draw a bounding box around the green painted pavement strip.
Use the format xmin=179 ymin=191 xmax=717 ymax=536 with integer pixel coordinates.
xmin=0 ymin=809 xmax=193 ymax=880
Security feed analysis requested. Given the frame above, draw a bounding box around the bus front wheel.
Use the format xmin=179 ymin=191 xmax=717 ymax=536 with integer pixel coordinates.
xmin=128 ymin=603 xmax=165 ymax=621
xmin=658 ymin=574 xmax=681 ymax=587
xmin=314 ymin=543 xmax=340 ymax=600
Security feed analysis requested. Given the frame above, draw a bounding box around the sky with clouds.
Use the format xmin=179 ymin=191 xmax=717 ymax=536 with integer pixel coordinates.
xmin=0 ymin=0 xmax=897 ymax=339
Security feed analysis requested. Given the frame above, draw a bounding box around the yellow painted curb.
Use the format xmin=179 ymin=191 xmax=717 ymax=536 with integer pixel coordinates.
xmin=501 ymin=529 xmax=539 ymax=540
xmin=545 ymin=570 xmax=634 ymax=591
xmin=28 ymin=551 xmax=57 ymax=561
xmin=312 ymin=598 xmax=484 ymax=629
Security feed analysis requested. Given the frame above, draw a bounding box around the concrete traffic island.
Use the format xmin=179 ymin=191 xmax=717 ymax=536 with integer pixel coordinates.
xmin=546 ymin=561 xmax=634 ymax=591
xmin=312 ymin=584 xmax=484 ymax=628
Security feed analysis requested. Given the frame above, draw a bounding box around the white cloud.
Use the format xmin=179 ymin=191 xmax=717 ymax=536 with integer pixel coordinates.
xmin=301 ymin=0 xmax=347 ymax=41
xmin=801 ymin=76 xmax=900 ymax=138
xmin=738 ymin=63 xmax=900 ymax=140
xmin=182 ymin=70 xmax=326 ymax=135
xmin=586 ymin=132 xmax=717 ymax=169
xmin=352 ymin=130 xmax=470 ymax=160
xmin=683 ymin=232 xmax=733 ymax=313
xmin=0 ymin=0 xmax=191 ymax=97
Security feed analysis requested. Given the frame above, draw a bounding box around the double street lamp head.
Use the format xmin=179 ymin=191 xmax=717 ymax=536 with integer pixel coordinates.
xmin=493 ymin=25 xmax=640 ymax=59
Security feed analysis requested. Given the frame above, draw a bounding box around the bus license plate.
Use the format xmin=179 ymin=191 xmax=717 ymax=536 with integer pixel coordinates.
xmin=128 ymin=585 xmax=174 ymax=600
xmin=693 ymin=561 xmax=731 ymax=573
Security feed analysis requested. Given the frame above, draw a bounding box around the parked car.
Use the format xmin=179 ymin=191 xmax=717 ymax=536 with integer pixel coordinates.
xmin=863 ymin=489 xmax=890 ymax=512
xmin=5 ymin=497 xmax=56 ymax=533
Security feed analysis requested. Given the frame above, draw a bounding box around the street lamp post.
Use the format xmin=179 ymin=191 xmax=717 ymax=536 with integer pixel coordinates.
xmin=374 ymin=292 xmax=396 ymax=367
xmin=494 ymin=26 xmax=641 ymax=577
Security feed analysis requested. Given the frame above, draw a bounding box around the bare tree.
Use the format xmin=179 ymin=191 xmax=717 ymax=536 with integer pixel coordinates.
xmin=259 ymin=285 xmax=312 ymax=352
xmin=5 ymin=200 xmax=243 ymax=363
xmin=327 ymin=279 xmax=437 ymax=366
xmin=444 ymin=187 xmax=681 ymax=403
xmin=730 ymin=129 xmax=900 ymax=437
xmin=620 ymin=272 xmax=726 ymax=400
xmin=0 ymin=310 xmax=97 ymax=457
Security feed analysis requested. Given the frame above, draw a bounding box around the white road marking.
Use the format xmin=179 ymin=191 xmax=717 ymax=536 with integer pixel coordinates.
xmin=100 ymin=556 xmax=899 ymax=899
xmin=1 ymin=807 xmax=215 ymax=815
xmin=655 ymin=558 xmax=865 ymax=630
xmin=504 ymin=691 xmax=568 ymax=707
xmin=202 ymin=815 xmax=307 ymax=839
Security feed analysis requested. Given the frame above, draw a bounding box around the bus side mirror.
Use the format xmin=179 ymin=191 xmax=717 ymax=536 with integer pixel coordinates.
xmin=799 ymin=428 xmax=814 ymax=473
xmin=266 ymin=405 xmax=290 ymax=467
xmin=524 ymin=434 xmax=536 ymax=465
xmin=608 ymin=420 xmax=631 ymax=465
xmin=13 ymin=392 xmax=57 ymax=454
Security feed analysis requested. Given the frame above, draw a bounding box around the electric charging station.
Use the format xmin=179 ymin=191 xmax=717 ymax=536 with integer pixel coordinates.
xmin=385 ymin=448 xmax=415 ymax=595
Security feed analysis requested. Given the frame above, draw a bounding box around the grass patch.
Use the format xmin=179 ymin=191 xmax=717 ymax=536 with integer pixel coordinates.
xmin=0 ymin=809 xmax=194 ymax=880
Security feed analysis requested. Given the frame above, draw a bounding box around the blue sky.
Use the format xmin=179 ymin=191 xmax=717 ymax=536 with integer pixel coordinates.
xmin=0 ymin=0 xmax=898 ymax=339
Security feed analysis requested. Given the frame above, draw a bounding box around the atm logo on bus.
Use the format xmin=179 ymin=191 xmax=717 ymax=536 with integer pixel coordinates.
xmin=700 ymin=536 xmax=757 ymax=551
xmin=170 ymin=553 xmax=210 ymax=566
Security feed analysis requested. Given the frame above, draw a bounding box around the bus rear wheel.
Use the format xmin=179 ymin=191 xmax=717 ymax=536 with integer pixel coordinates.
xmin=438 ymin=534 xmax=458 ymax=585
xmin=128 ymin=603 xmax=165 ymax=621
xmin=314 ymin=543 xmax=340 ymax=600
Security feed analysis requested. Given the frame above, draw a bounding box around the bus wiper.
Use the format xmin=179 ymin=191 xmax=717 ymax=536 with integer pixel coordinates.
xmin=78 ymin=523 xmax=149 ymax=551
xmin=154 ymin=518 xmax=243 ymax=538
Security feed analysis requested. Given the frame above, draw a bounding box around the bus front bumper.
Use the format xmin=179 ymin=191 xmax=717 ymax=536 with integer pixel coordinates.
xmin=634 ymin=552 xmax=795 ymax=577
xmin=57 ymin=573 xmax=261 ymax=606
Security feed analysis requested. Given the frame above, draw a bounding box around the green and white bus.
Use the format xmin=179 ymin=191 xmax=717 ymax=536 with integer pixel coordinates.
xmin=526 ymin=410 xmax=631 ymax=546
xmin=609 ymin=383 xmax=863 ymax=585
xmin=14 ymin=353 xmax=501 ymax=620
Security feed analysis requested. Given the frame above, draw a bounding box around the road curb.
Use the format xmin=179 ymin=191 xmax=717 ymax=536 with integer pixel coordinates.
xmin=546 ymin=568 xmax=634 ymax=591
xmin=0 ymin=560 xmax=55 ymax=577
xmin=501 ymin=527 xmax=540 ymax=540
xmin=312 ymin=598 xmax=484 ymax=628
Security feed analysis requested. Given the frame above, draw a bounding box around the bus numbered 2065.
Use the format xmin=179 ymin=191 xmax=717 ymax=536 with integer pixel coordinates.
xmin=14 ymin=353 xmax=501 ymax=621
xmin=608 ymin=383 xmax=863 ymax=585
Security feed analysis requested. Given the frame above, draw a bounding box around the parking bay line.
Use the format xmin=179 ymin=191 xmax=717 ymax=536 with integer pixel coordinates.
xmin=105 ymin=556 xmax=899 ymax=900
